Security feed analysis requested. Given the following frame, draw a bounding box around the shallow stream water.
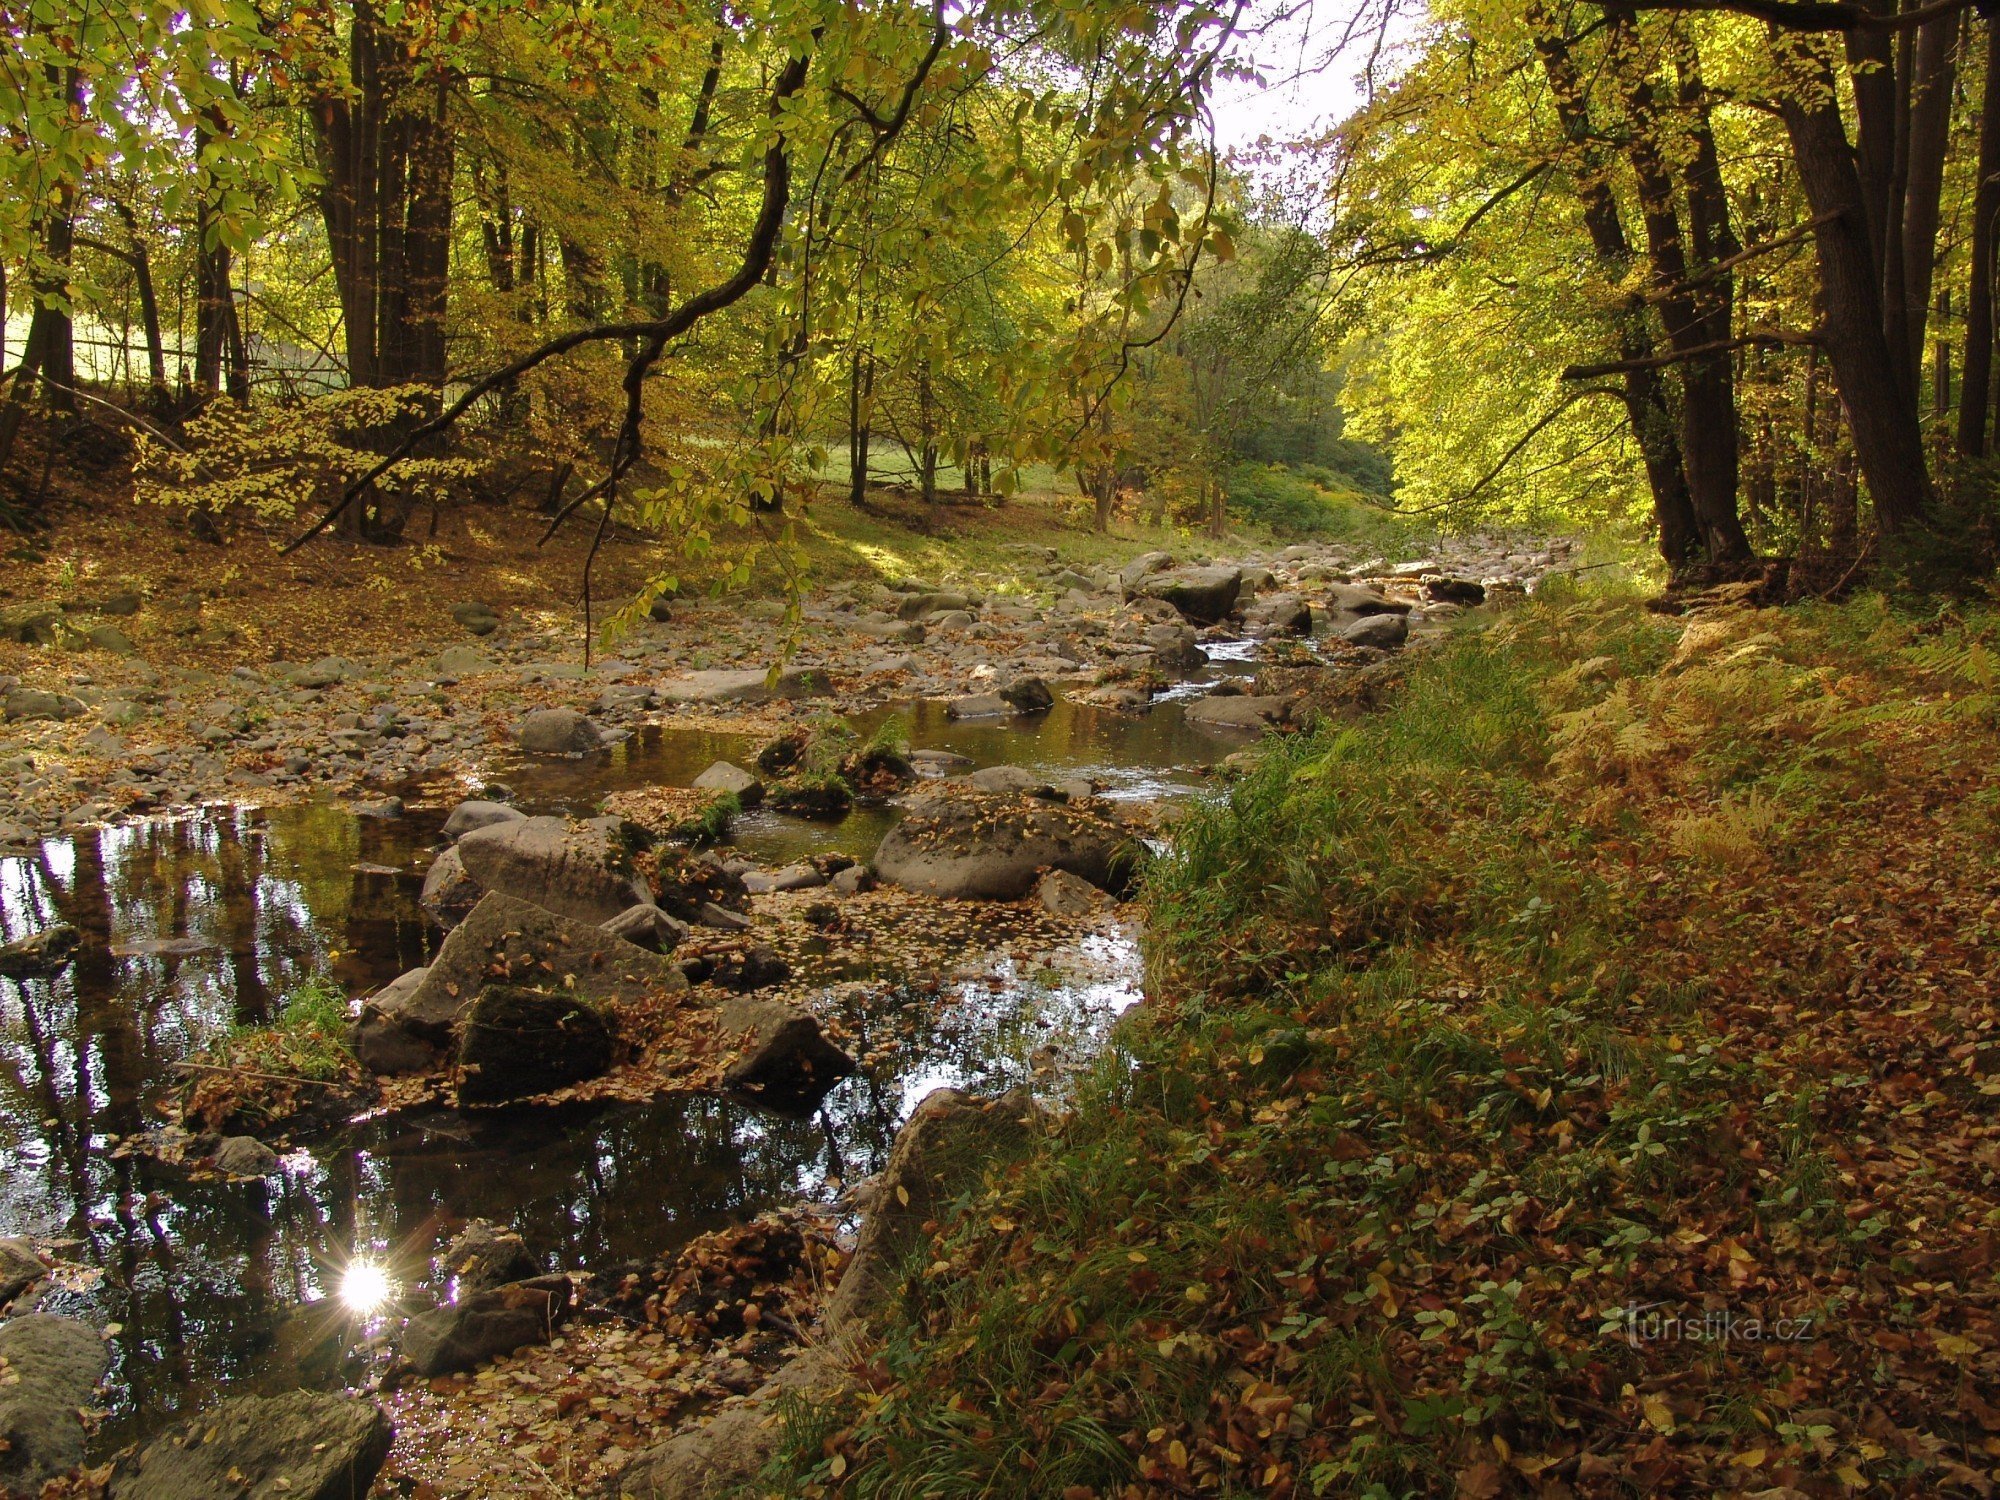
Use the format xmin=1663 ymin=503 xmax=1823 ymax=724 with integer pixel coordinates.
xmin=0 ymin=688 xmax=1258 ymax=1451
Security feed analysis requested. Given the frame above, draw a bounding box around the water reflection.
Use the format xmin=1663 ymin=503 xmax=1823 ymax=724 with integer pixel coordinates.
xmin=0 ymin=799 xmax=1147 ymax=1453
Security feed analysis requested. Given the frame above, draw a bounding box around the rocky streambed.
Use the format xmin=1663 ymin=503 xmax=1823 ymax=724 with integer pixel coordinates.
xmin=0 ymin=534 xmax=1569 ymax=1496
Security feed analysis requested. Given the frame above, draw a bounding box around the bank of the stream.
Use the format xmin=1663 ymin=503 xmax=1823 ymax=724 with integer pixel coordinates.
xmin=752 ymin=586 xmax=2000 ymax=1499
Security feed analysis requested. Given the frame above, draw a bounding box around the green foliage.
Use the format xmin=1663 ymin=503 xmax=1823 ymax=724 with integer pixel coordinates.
xmin=1223 ymin=461 xmax=1423 ymax=552
xmin=223 ymin=975 xmax=354 ymax=1082
xmin=133 ymin=387 xmax=481 ymax=528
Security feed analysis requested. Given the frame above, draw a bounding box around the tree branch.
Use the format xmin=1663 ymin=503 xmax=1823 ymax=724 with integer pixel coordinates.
xmin=1562 ymin=330 xmax=1819 ymax=379
xmin=283 ymin=49 xmax=816 ymax=554
xmin=1587 ymin=0 xmax=1975 ymax=31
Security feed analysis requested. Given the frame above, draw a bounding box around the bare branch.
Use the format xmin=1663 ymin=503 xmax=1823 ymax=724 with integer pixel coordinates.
xmin=1562 ymin=330 xmax=1819 ymax=379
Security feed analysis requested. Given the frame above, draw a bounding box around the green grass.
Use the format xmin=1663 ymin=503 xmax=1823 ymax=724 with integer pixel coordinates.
xmin=223 ymin=975 xmax=355 ymax=1081
xmin=767 ymin=586 xmax=2000 ymax=1497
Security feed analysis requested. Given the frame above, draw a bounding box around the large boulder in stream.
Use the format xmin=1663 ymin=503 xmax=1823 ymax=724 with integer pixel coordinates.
xmin=716 ymin=995 xmax=855 ymax=1107
xmin=515 ymin=706 xmax=603 ymax=755
xmin=426 ymin=814 xmax=652 ymax=929
xmin=0 ymin=1314 xmax=108 ymax=1491
xmin=873 ymin=789 xmax=1138 ymax=901
xmin=108 ymin=1390 xmax=391 ymax=1500
xmin=0 ymin=923 xmax=80 ymax=979
xmin=1132 ymin=565 xmax=1243 ymax=626
xmin=611 ymin=1089 xmax=1041 ymax=1500
xmin=358 ymin=891 xmax=685 ymax=1066
xmin=456 ymin=985 xmax=614 ymax=1104
xmin=401 ymin=1275 xmax=573 ymax=1377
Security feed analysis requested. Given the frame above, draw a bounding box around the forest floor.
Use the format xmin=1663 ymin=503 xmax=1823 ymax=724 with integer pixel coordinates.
xmin=755 ymin=585 xmax=2000 ymax=1499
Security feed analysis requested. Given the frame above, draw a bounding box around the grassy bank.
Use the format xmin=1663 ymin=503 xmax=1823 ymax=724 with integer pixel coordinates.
xmin=774 ymin=587 xmax=2000 ymax=1496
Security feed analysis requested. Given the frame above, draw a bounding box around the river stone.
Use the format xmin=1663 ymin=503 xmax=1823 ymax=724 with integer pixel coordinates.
xmin=435 ymin=645 xmax=497 ymax=676
xmin=452 ymin=814 xmax=651 ymax=925
xmin=1185 ymin=694 xmax=1292 ymax=730
xmin=96 ymin=590 xmax=142 ymax=616
xmin=0 ymin=605 xmax=60 ymax=645
xmin=351 ymin=968 xmax=436 ymax=1075
xmin=108 ymin=1390 xmax=392 ymax=1500
xmin=402 ymin=1275 xmax=572 ymax=1377
xmin=1323 ymin=582 xmax=1408 ymax=616
xmin=0 ymin=923 xmax=80 ymax=978
xmin=1338 ymin=612 xmax=1410 ymax=649
xmin=944 ymin=690 xmax=1013 ymax=719
xmin=456 ymin=986 xmax=613 ymax=1104
xmin=390 ymin=891 xmax=685 ymax=1044
xmin=418 ymin=845 xmax=483 ymax=928
xmin=873 ymin=791 xmax=1135 ymax=900
xmin=966 ymin=765 xmax=1052 ymax=796
xmin=1425 ymin=576 xmax=1487 ymax=606
xmin=716 ymin=996 xmax=856 ymax=1107
xmin=656 ymin=667 xmax=831 ymax=704
xmin=998 ymin=675 xmax=1055 ymax=713
xmin=452 ymin=601 xmax=501 ymax=636
xmin=602 ymin=902 xmax=690 ymax=953
xmin=515 ymin=706 xmax=603 ymax=755
xmin=1118 ymin=550 xmax=1176 ymax=594
xmin=692 ymin=761 xmax=762 ymax=805
xmin=1039 ymin=868 xmax=1114 ymax=918
xmin=1134 ymin=565 xmax=1243 ymax=626
xmin=441 ymin=798 xmax=525 ymax=840
xmin=1144 ymin=621 xmax=1205 ymax=670
xmin=0 ymin=1238 xmax=46 ymax=1305
xmin=1243 ymin=592 xmax=1311 ymax=636
xmin=291 ymin=656 xmax=351 ymax=688
xmin=212 ymin=1135 xmax=280 ymax=1177
xmin=4 ymin=688 xmax=85 ymax=722
xmin=741 ymin=863 xmax=825 ymax=894
xmin=0 ymin=1315 xmax=111 ymax=1491
xmin=440 ymin=1220 xmax=542 ymax=1295
xmin=853 ymin=616 xmax=925 ymax=643
xmin=85 ymin=623 xmax=137 ymax=654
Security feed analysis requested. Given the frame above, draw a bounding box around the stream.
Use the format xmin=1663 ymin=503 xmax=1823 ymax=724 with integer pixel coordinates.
xmin=0 ymin=687 xmax=1257 ymax=1453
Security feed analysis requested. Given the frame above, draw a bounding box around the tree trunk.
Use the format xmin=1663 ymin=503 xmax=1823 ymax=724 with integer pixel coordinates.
xmin=1531 ymin=8 xmax=1703 ymax=574
xmin=1959 ymin=19 xmax=2000 ymax=455
xmin=1612 ymin=19 xmax=1753 ymax=569
xmin=848 ymin=346 xmax=873 ymax=508
xmin=1776 ymin=31 xmax=1936 ymax=533
xmin=1899 ymin=10 xmax=1962 ymax=393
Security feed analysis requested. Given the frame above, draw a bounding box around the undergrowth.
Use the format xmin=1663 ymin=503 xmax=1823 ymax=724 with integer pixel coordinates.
xmin=769 ymin=585 xmax=2000 ymax=1498
xmin=221 ymin=975 xmax=355 ymax=1081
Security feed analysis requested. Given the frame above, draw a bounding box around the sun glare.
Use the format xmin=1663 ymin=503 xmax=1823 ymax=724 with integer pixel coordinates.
xmin=339 ymin=1260 xmax=395 ymax=1315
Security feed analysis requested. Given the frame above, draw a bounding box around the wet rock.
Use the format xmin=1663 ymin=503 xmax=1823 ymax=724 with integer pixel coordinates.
xmin=0 ymin=923 xmax=80 ymax=978
xmin=657 ymin=667 xmax=831 ymax=704
xmin=387 ymin=891 xmax=685 ymax=1046
xmin=515 ymin=706 xmax=603 ymax=755
xmin=716 ymin=996 xmax=856 ymax=1105
xmin=108 ymin=1389 xmax=392 ymax=1500
xmin=353 ymin=795 xmax=404 ymax=820
xmin=3 ymin=688 xmax=85 ymax=722
xmin=829 ymin=863 xmax=875 ymax=896
xmin=1186 ymin=694 xmax=1292 ymax=730
xmin=401 ymin=1276 xmax=572 ymax=1377
xmin=452 ymin=601 xmax=501 ymax=636
xmin=696 ymin=901 xmax=752 ymax=931
xmin=1323 ymin=582 xmax=1408 ymax=616
xmin=418 ymin=845 xmax=484 ymax=928
xmin=828 ymin=1088 xmax=1042 ymax=1330
xmin=1134 ymin=565 xmax=1243 ymax=626
xmin=874 ymin=790 xmax=1137 ymax=900
xmin=212 ymin=1135 xmax=280 ymax=1177
xmin=1243 ymin=592 xmax=1311 ymax=636
xmin=681 ymin=943 xmax=791 ymax=993
xmin=1038 ymin=868 xmax=1115 ymax=917
xmin=944 ymin=690 xmax=1013 ymax=719
xmin=0 ymin=1314 xmax=111 ymax=1490
xmin=452 ymin=814 xmax=651 ymax=925
xmin=742 ymin=863 xmax=826 ymax=894
xmin=1338 ymin=612 xmax=1410 ymax=649
xmin=602 ymin=902 xmax=690 ymax=952
xmin=966 ymin=765 xmax=1052 ymax=796
xmin=0 ymin=1238 xmax=46 ymax=1305
xmin=909 ymin=748 xmax=974 ymax=775
xmin=352 ymin=968 xmax=438 ymax=1075
xmin=765 ymin=776 xmax=852 ymax=818
xmin=456 ymin=985 xmax=614 ymax=1104
xmin=440 ymin=1220 xmax=542 ymax=1294
xmin=998 ymin=675 xmax=1055 ymax=713
xmin=442 ymin=798 xmax=526 ymax=840
xmin=1144 ymin=621 xmax=1206 ymax=670
xmin=692 ymin=760 xmax=762 ymax=806
xmin=1425 ymin=576 xmax=1486 ymax=606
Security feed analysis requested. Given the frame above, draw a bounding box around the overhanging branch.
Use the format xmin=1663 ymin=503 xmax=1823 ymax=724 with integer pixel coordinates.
xmin=1562 ymin=330 xmax=1819 ymax=379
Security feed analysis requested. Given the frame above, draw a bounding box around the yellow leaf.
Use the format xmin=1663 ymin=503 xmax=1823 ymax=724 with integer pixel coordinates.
xmin=1168 ymin=1439 xmax=1188 ymax=1468
xmin=895 ymin=1184 xmax=910 ymax=1207
xmin=1642 ymin=1394 xmax=1676 ymax=1434
xmin=830 ymin=1453 xmax=847 ymax=1478
xmin=1728 ymin=1448 xmax=1766 ymax=1468
xmin=1835 ymin=1464 xmax=1866 ymax=1488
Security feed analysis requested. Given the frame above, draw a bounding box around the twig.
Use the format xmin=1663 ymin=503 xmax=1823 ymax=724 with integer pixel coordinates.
xmin=170 ymin=1060 xmax=351 ymax=1088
